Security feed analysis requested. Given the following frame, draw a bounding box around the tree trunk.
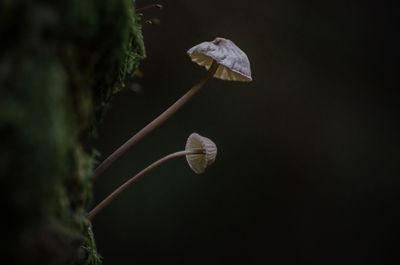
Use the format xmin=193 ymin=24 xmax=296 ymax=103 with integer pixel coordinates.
xmin=0 ymin=0 xmax=144 ymax=264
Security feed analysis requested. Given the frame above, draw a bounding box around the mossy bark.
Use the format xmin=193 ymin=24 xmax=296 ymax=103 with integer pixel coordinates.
xmin=0 ymin=0 xmax=144 ymax=264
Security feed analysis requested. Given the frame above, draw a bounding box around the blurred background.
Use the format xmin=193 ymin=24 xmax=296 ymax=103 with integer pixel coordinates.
xmin=92 ymin=0 xmax=399 ymax=264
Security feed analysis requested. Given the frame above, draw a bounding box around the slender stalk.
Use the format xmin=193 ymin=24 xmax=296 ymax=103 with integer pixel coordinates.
xmin=93 ymin=61 xmax=219 ymax=181
xmin=87 ymin=149 xmax=204 ymax=221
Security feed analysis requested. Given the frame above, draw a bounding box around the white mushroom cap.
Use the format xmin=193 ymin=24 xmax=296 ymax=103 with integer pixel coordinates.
xmin=185 ymin=133 xmax=217 ymax=174
xmin=187 ymin=37 xmax=252 ymax=82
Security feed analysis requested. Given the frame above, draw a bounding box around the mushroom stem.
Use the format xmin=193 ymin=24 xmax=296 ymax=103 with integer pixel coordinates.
xmin=93 ymin=60 xmax=219 ymax=181
xmin=87 ymin=149 xmax=205 ymax=221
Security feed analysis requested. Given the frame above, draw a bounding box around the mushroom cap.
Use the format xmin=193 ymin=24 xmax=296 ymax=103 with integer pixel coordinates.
xmin=187 ymin=37 xmax=252 ymax=82
xmin=185 ymin=133 xmax=217 ymax=174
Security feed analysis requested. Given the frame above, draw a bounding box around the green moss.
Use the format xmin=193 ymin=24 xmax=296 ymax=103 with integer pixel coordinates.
xmin=0 ymin=0 xmax=144 ymax=264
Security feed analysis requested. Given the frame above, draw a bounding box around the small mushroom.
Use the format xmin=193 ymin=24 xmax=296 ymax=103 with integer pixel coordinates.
xmin=187 ymin=37 xmax=252 ymax=82
xmin=185 ymin=133 xmax=217 ymax=174
xmin=93 ymin=37 xmax=251 ymax=181
xmin=87 ymin=133 xmax=217 ymax=220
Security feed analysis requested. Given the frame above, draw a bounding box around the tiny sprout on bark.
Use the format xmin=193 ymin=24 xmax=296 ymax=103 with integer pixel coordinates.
xmin=135 ymin=4 xmax=163 ymax=13
xmin=87 ymin=133 xmax=217 ymax=221
xmin=93 ymin=37 xmax=251 ymax=181
xmin=141 ymin=18 xmax=161 ymax=26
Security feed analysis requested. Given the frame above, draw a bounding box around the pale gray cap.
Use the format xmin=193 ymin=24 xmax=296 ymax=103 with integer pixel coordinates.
xmin=187 ymin=37 xmax=252 ymax=82
xmin=185 ymin=133 xmax=217 ymax=174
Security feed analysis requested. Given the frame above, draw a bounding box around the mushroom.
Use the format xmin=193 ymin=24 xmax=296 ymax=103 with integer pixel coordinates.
xmin=93 ymin=37 xmax=251 ymax=181
xmin=187 ymin=37 xmax=252 ymax=82
xmin=87 ymin=133 xmax=217 ymax=220
xmin=185 ymin=133 xmax=217 ymax=174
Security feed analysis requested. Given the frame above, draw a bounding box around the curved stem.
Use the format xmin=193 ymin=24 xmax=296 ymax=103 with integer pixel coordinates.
xmin=93 ymin=61 xmax=219 ymax=181
xmin=87 ymin=149 xmax=204 ymax=221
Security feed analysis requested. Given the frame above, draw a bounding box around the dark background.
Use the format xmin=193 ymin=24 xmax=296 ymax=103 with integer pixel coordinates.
xmin=92 ymin=0 xmax=399 ymax=264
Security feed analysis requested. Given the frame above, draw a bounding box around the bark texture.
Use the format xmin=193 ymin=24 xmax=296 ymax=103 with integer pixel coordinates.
xmin=0 ymin=0 xmax=144 ymax=264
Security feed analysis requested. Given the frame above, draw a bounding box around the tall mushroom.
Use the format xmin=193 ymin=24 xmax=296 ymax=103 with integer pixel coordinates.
xmin=187 ymin=37 xmax=252 ymax=82
xmin=93 ymin=37 xmax=252 ymax=181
